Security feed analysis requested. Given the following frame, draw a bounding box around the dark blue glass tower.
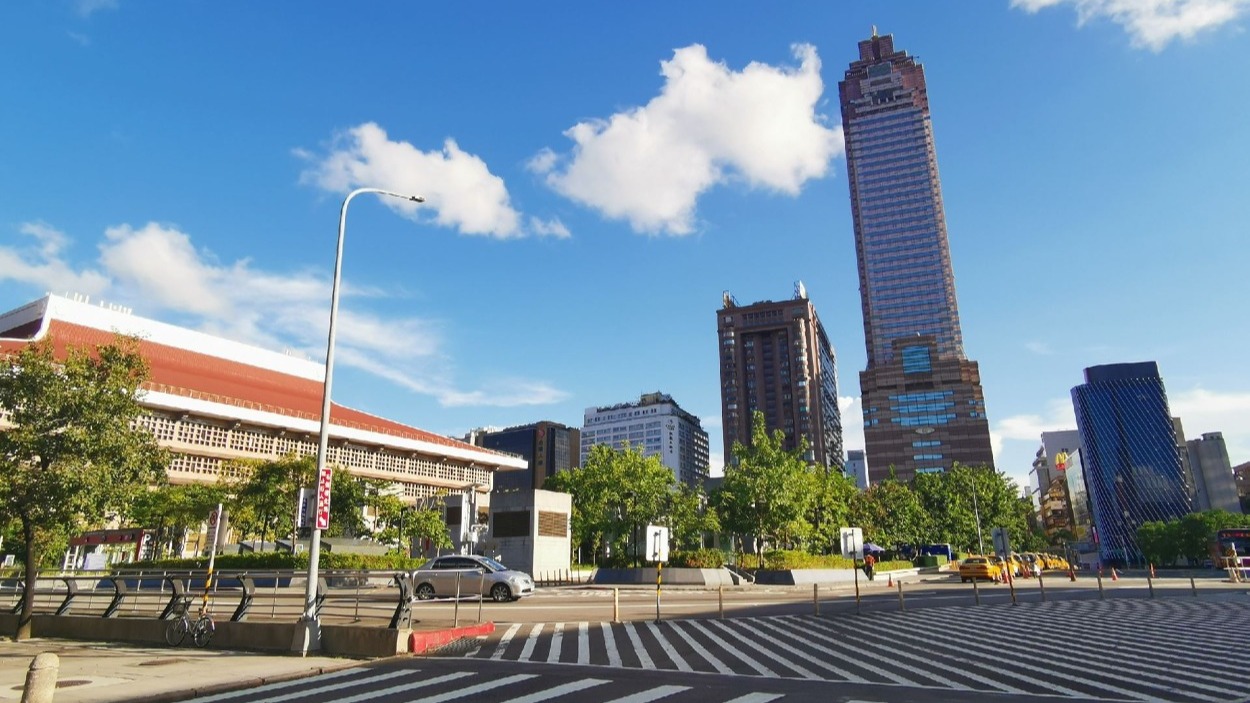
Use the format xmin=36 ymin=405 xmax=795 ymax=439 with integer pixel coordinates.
xmin=1071 ymin=362 xmax=1192 ymax=565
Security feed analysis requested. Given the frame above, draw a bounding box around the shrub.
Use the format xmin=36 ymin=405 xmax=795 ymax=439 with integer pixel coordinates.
xmin=668 ymin=549 xmax=726 ymax=568
xmin=762 ymin=550 xmax=856 ymax=570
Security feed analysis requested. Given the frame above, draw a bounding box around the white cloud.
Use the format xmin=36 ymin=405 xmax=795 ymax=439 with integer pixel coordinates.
xmin=0 ymin=222 xmax=110 ymax=296
xmin=1025 ymin=341 xmax=1054 ymax=355
xmin=531 ymin=44 xmax=843 ymax=235
xmin=6 ymin=220 xmax=564 ymax=409
xmin=839 ymin=395 xmax=865 ymax=453
xmin=1012 ymin=0 xmax=1250 ymax=51
xmin=298 ymin=123 xmax=527 ymax=239
xmin=529 ymin=217 xmax=571 ymax=239
xmin=1171 ymin=387 xmax=1250 ymax=463
xmin=75 ymin=0 xmax=118 ymax=18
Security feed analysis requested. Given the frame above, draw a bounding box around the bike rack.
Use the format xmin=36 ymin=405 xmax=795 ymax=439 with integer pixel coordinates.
xmin=158 ymin=577 xmax=190 ymax=620
xmin=388 ymin=572 xmax=414 ymax=630
xmin=102 ymin=577 xmax=128 ymax=618
xmin=231 ymin=575 xmax=256 ymax=622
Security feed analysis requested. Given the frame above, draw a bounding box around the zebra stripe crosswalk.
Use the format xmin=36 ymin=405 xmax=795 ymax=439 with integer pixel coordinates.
xmin=456 ymin=597 xmax=1250 ymax=701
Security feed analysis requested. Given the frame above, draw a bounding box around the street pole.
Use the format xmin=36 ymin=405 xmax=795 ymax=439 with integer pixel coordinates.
xmin=970 ymin=472 xmax=985 ymax=554
xmin=293 ymin=187 xmax=423 ymax=656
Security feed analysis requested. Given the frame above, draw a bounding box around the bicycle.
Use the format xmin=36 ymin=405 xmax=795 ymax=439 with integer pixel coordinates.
xmin=164 ymin=597 xmax=215 ymax=647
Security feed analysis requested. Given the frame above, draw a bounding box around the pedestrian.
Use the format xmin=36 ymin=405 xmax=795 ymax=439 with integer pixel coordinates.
xmin=863 ymin=553 xmax=876 ymax=581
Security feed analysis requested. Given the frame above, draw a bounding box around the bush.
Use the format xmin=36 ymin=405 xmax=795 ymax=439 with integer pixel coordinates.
xmin=762 ymin=550 xmax=856 ymax=570
xmin=668 ymin=549 xmax=726 ymax=568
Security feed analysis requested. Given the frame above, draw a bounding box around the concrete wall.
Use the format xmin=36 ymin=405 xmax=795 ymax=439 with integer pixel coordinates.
xmin=592 ymin=568 xmax=736 ymax=586
xmin=488 ymin=490 xmax=571 ymax=576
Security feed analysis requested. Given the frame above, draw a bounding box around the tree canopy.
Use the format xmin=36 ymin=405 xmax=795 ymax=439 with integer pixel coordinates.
xmin=0 ymin=336 xmax=168 ymax=640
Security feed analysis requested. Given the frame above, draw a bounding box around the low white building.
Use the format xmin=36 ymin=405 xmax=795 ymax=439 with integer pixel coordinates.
xmin=580 ymin=392 xmax=709 ymax=486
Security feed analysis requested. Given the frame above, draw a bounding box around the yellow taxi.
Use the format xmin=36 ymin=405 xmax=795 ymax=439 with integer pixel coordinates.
xmin=958 ymin=555 xmax=1002 ymax=583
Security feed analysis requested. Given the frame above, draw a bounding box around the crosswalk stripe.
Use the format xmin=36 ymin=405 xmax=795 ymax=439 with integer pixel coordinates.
xmin=723 ymin=694 xmax=784 ymax=703
xmin=518 ymin=623 xmax=545 ymax=660
xmin=760 ymin=616 xmax=923 ymax=686
xmin=490 ymin=623 xmax=523 ymax=660
xmin=601 ymin=622 xmax=623 ymax=667
xmin=248 ymin=670 xmax=416 ymax=703
xmin=623 ymin=621 xmax=656 ymax=669
xmin=506 ymin=678 xmax=609 ymax=703
xmin=578 ymin=621 xmax=589 ymax=664
xmin=644 ymin=621 xmax=694 ymax=672
xmin=546 ymin=622 xmax=565 ymax=663
xmin=602 ymin=685 xmax=691 ymax=703
xmin=334 ymin=672 xmax=476 ymax=703
xmin=702 ymin=618 xmax=820 ymax=679
xmin=186 ymin=667 xmax=367 ymax=703
xmin=686 ymin=619 xmax=777 ymax=677
xmin=666 ymin=620 xmax=735 ymax=674
xmin=407 ymin=673 xmax=537 ymax=702
xmin=737 ymin=618 xmax=870 ymax=683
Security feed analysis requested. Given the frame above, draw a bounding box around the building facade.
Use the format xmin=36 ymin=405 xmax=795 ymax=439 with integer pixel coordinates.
xmin=846 ymin=449 xmax=869 ymax=490
xmin=581 ymin=392 xmax=709 ymax=486
xmin=0 ymin=294 xmax=526 ymax=516
xmin=467 ymin=421 xmax=581 ymax=493
xmin=1186 ymin=432 xmax=1242 ymax=513
xmin=716 ymin=284 xmax=843 ymax=471
xmin=839 ymin=30 xmax=993 ymax=482
xmin=1071 ymin=362 xmax=1193 ymax=565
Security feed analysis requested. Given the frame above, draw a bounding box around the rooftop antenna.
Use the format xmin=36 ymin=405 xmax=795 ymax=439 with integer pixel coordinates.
xmin=872 ymin=25 xmax=878 ymax=38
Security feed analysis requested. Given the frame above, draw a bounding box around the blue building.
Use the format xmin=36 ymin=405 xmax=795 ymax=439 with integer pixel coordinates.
xmin=1071 ymin=362 xmax=1192 ymax=565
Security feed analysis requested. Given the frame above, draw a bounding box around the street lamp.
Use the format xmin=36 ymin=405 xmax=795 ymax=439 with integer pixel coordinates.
xmin=293 ymin=187 xmax=424 ymax=656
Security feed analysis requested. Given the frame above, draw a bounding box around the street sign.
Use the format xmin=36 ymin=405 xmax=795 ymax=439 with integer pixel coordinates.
xmin=296 ymin=487 xmax=314 ymax=529
xmin=991 ymin=527 xmax=1011 ymax=558
xmin=645 ymin=525 xmax=670 ymax=563
xmin=315 ymin=465 xmax=333 ymax=530
xmin=840 ymin=527 xmax=863 ymax=559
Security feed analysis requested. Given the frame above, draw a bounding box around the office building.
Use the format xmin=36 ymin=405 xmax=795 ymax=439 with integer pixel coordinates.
xmin=839 ymin=30 xmax=993 ymax=481
xmin=1071 ymin=362 xmax=1193 ymax=564
xmin=716 ymin=284 xmax=843 ymax=471
xmin=1187 ymin=432 xmax=1241 ymax=513
xmin=846 ymin=449 xmax=869 ymax=490
xmin=467 ymin=421 xmax=581 ymax=493
xmin=581 ymin=392 xmax=709 ymax=486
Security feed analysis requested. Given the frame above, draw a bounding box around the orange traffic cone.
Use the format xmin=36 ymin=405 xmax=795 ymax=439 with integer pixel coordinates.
xmin=887 ymin=572 xmax=894 ymax=588
xmin=1110 ymin=567 xmax=1119 ymax=581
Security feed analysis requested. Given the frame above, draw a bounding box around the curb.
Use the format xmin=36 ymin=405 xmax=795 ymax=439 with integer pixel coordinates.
xmin=409 ymin=622 xmax=495 ymax=655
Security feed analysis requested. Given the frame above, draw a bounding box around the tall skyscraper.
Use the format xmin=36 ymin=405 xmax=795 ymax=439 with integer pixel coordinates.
xmin=716 ymin=284 xmax=843 ymax=471
xmin=581 ymin=392 xmax=709 ymax=486
xmin=1186 ymin=432 xmax=1241 ymax=513
xmin=839 ymin=30 xmax=993 ymax=482
xmin=466 ymin=421 xmax=581 ymax=493
xmin=1071 ymin=362 xmax=1193 ymax=564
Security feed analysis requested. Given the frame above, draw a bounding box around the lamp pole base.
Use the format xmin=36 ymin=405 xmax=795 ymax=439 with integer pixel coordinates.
xmin=291 ymin=618 xmax=322 ymax=656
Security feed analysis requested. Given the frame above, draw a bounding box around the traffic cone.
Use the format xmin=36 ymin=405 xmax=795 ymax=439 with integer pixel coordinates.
xmin=887 ymin=572 xmax=893 ymax=588
xmin=1110 ymin=567 xmax=1119 ymax=581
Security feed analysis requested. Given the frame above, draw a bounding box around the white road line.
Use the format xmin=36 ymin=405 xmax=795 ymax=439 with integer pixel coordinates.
xmin=686 ymin=619 xmax=777 ymax=677
xmin=644 ymin=621 xmax=694 ymax=672
xmin=736 ymin=618 xmax=869 ymax=684
xmin=334 ymin=672 xmax=476 ymax=703
xmin=664 ymin=620 xmax=734 ymax=674
xmin=248 ymin=670 xmax=415 ymax=703
xmin=518 ymin=623 xmax=545 ymax=661
xmin=406 ymin=674 xmax=538 ymax=702
xmin=723 ymin=694 xmax=785 ymax=703
xmin=601 ymin=685 xmax=691 ymax=703
xmin=187 ymin=667 xmax=368 ymax=702
xmin=623 ymin=622 xmax=655 ymax=669
xmin=505 ymin=678 xmax=608 ymax=703
xmin=760 ymin=616 xmax=913 ymax=684
xmin=702 ymin=619 xmax=820 ymax=679
xmin=578 ymin=621 xmax=589 ymax=664
xmin=490 ymin=622 xmax=523 ymax=660
xmin=601 ymin=622 xmax=623 ymax=667
xmin=545 ymin=622 xmax=565 ymax=663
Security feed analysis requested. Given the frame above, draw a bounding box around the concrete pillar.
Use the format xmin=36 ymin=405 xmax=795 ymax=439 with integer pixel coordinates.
xmin=21 ymin=652 xmax=59 ymax=703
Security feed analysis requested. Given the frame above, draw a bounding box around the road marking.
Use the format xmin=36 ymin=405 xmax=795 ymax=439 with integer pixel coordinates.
xmin=622 ymin=621 xmax=655 ymax=669
xmin=602 ymin=685 xmax=691 ymax=703
xmin=702 ymin=618 xmax=820 ymax=679
xmin=518 ymin=622 xmax=545 ymax=660
xmin=723 ymin=694 xmax=785 ymax=703
xmin=601 ymin=621 xmax=623 ymax=667
xmin=405 ymin=673 xmax=537 ymax=702
xmin=186 ymin=667 xmax=368 ymax=702
xmin=506 ymin=678 xmax=608 ymax=703
xmin=247 ymin=670 xmax=416 ymax=703
xmin=743 ymin=618 xmax=869 ymax=683
xmin=333 ymin=672 xmax=476 ymax=703
xmin=686 ymin=619 xmax=776 ymax=676
xmin=490 ymin=622 xmax=523 ymax=660
xmin=545 ymin=622 xmax=565 ymax=663
xmin=665 ymin=620 xmax=734 ymax=674
xmin=578 ymin=621 xmax=589 ymax=664
xmin=644 ymin=621 xmax=693 ymax=672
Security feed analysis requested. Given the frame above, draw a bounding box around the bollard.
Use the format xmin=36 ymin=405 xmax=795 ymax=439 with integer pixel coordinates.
xmin=1147 ymin=574 xmax=1155 ymax=599
xmin=896 ymin=580 xmax=906 ymax=612
xmin=1097 ymin=572 xmax=1105 ymax=600
xmin=718 ymin=585 xmax=724 ymax=619
xmin=477 ymin=570 xmax=486 ymax=623
xmin=453 ymin=572 xmax=461 ymax=628
xmin=21 ymin=652 xmax=59 ymax=703
xmin=972 ymin=576 xmax=980 ymax=605
xmin=1190 ymin=576 xmax=1198 ymax=597
xmin=613 ymin=587 xmax=620 ymax=624
xmin=1038 ymin=571 xmax=1046 ymax=603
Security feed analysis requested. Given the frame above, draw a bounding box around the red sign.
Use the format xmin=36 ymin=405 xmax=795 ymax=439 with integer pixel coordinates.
xmin=315 ymin=466 xmax=333 ymax=530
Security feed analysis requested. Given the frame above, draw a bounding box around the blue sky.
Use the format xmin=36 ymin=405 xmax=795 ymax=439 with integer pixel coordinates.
xmin=3 ymin=1 xmax=1249 ymax=493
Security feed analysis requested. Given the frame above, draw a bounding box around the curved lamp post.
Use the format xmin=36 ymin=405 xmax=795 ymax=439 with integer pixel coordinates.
xmin=294 ymin=187 xmax=424 ymax=655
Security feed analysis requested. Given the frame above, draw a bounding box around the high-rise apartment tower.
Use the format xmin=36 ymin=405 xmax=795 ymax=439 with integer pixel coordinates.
xmin=717 ymin=284 xmax=843 ymax=472
xmin=840 ymin=30 xmax=994 ymax=481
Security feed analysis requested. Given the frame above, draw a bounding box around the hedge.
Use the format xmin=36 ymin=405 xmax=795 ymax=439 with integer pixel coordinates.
xmin=668 ymin=549 xmax=726 ymax=568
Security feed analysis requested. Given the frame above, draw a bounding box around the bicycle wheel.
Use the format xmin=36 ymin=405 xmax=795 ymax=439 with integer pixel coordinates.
xmin=192 ymin=615 xmax=215 ymax=647
xmin=164 ymin=617 xmax=189 ymax=647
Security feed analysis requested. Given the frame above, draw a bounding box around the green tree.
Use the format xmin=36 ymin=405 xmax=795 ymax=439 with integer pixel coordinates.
xmin=807 ymin=469 xmax=859 ymax=554
xmin=125 ymin=482 xmax=227 ymax=558
xmin=1136 ymin=520 xmax=1181 ymax=566
xmin=668 ymin=482 xmax=720 ymax=550
xmin=0 ymin=336 xmax=168 ymax=640
xmin=226 ymin=455 xmax=313 ymax=547
xmin=1176 ymin=510 xmax=1250 ymax=564
xmin=850 ymin=478 xmax=929 ymax=549
xmin=713 ymin=412 xmax=817 ymax=567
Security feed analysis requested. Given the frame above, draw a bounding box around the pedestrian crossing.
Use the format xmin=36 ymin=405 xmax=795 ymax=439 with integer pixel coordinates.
xmin=180 ymin=663 xmax=791 ymax=703
xmin=458 ymin=597 xmax=1250 ymax=702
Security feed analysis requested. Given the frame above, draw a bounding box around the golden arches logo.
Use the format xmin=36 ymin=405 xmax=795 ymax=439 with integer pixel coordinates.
xmin=1054 ymin=451 xmax=1069 ymax=471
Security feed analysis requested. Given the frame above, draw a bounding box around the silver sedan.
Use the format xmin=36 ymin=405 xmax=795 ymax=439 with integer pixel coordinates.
xmin=412 ymin=554 xmax=535 ymax=602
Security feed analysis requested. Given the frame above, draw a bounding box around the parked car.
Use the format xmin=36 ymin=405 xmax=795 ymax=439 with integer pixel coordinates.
xmin=958 ymin=556 xmax=1002 ymax=582
xmin=412 ymin=554 xmax=535 ymax=602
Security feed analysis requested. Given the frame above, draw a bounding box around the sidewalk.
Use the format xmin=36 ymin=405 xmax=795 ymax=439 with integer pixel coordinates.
xmin=0 ymin=638 xmax=363 ymax=703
